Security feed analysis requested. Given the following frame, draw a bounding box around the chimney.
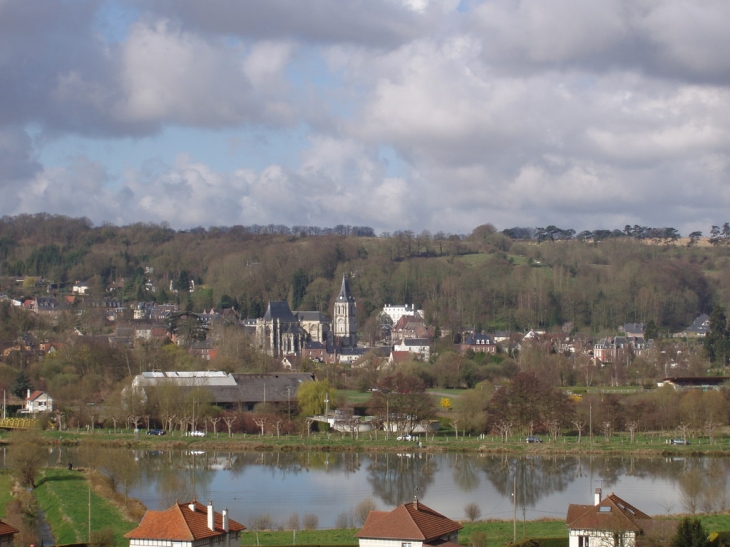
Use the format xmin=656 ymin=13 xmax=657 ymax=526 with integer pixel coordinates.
xmin=208 ymin=501 xmax=214 ymax=531
xmin=222 ymin=508 xmax=229 ymax=532
xmin=27 ymin=389 xmax=30 ymax=400
xmin=595 ymin=488 xmax=602 ymax=505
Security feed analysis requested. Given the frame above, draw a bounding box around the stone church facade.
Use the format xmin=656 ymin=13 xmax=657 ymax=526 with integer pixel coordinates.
xmin=255 ymin=274 xmax=357 ymax=357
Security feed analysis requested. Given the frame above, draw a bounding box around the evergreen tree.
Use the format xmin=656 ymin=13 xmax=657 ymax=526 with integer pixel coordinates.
xmin=671 ymin=517 xmax=709 ymax=547
xmin=11 ymin=369 xmax=32 ymax=399
xmin=704 ymin=306 xmax=730 ymax=364
xmin=644 ymin=319 xmax=659 ymax=341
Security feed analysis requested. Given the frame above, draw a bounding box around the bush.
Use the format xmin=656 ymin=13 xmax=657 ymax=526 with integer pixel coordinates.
xmin=287 ymin=513 xmax=300 ymax=531
xmin=354 ymin=497 xmax=378 ymax=526
xmin=249 ymin=514 xmax=276 ymax=531
xmin=91 ymin=527 xmax=116 ymax=547
xmin=336 ymin=511 xmax=353 ymax=529
xmin=465 ymin=502 xmax=482 ymax=522
xmin=302 ymin=513 xmax=319 ymax=530
xmin=470 ymin=531 xmax=488 ymax=547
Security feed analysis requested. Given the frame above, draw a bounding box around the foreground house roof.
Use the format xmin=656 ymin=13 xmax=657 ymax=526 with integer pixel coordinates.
xmin=356 ymin=499 xmax=462 ymax=542
xmin=566 ymin=493 xmax=651 ymax=534
xmin=125 ymin=500 xmax=245 ymax=541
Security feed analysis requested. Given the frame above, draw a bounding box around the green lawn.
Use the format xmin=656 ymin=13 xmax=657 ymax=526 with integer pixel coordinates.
xmin=34 ymin=468 xmax=138 ymax=546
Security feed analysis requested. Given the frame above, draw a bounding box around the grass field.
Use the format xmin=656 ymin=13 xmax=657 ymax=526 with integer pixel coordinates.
xmin=34 ymin=468 xmax=138 ymax=546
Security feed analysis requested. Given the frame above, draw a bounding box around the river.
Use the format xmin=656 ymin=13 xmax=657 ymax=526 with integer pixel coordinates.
xmin=36 ymin=447 xmax=730 ymax=529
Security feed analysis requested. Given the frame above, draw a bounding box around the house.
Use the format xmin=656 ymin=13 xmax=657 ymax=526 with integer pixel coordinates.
xmin=674 ymin=314 xmax=710 ymax=338
xmin=566 ymin=489 xmax=654 ymax=547
xmin=25 ymin=390 xmax=53 ymax=413
xmin=356 ymin=498 xmax=462 ymax=547
xmin=381 ymin=304 xmax=424 ymax=325
xmin=72 ymin=281 xmax=89 ymax=295
xmin=125 ymin=499 xmax=245 ymax=547
xmin=459 ymin=333 xmax=497 ymax=354
xmin=0 ymin=518 xmax=18 ymax=547
xmin=393 ymin=338 xmax=431 ymax=360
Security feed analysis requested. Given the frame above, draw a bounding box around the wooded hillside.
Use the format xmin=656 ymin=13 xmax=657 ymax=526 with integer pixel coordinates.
xmin=0 ymin=214 xmax=728 ymax=336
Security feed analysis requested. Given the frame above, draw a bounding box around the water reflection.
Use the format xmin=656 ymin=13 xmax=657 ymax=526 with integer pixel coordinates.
xmin=22 ymin=448 xmax=730 ymax=529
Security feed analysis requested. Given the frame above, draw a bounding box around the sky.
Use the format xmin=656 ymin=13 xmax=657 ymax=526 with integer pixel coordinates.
xmin=2 ymin=0 xmax=730 ymax=236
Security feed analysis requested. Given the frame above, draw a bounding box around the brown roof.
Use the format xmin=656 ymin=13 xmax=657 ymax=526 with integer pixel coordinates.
xmin=0 ymin=519 xmax=19 ymax=537
xmin=124 ymin=500 xmax=245 ymax=541
xmin=356 ymin=500 xmax=462 ymax=541
xmin=567 ymin=493 xmax=651 ymax=533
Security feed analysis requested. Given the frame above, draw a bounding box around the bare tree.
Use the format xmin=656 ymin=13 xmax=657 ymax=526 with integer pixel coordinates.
xmin=223 ymin=416 xmax=237 ymax=438
xmin=626 ymin=420 xmax=638 ymax=444
xmin=254 ymin=417 xmax=267 ymax=436
xmin=302 ymin=514 xmax=318 ymax=530
xmin=209 ymin=416 xmax=221 ymax=436
xmin=464 ymin=502 xmax=481 ymax=522
xmin=602 ymin=421 xmax=612 ymax=442
xmin=546 ymin=419 xmax=560 ymax=441
xmin=572 ymin=420 xmax=585 ymax=443
xmin=354 ymin=498 xmax=378 ymax=526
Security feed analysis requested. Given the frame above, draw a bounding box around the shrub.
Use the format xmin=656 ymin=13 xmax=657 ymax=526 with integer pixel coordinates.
xmin=465 ymin=502 xmax=482 ymax=522
xmin=303 ymin=513 xmax=319 ymax=530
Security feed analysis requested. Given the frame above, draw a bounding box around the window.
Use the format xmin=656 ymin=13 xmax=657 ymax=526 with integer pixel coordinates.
xmin=402 ymin=543 xmax=412 ymax=547
xmin=578 ymin=536 xmax=589 ymax=547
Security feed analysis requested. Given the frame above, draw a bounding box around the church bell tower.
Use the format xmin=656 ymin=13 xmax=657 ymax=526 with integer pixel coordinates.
xmin=333 ymin=273 xmax=357 ymax=347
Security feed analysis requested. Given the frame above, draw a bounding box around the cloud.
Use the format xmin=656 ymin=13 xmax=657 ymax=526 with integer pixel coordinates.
xmin=1 ymin=0 xmax=730 ymax=236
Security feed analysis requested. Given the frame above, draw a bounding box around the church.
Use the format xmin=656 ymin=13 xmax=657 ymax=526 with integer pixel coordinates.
xmin=255 ymin=274 xmax=357 ymax=357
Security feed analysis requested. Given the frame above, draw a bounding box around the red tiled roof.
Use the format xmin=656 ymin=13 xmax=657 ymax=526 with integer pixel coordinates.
xmin=0 ymin=519 xmax=18 ymax=536
xmin=356 ymin=500 xmax=462 ymax=541
xmin=28 ymin=390 xmax=45 ymax=401
xmin=125 ymin=500 xmax=245 ymax=541
xmin=566 ymin=493 xmax=651 ymax=533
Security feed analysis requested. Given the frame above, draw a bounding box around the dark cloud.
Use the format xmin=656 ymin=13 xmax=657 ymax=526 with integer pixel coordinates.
xmin=144 ymin=0 xmax=424 ymax=48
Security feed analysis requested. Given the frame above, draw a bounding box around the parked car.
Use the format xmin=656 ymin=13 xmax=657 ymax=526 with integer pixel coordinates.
xmin=670 ymin=439 xmax=690 ymax=445
xmin=147 ymin=429 xmax=166 ymax=436
xmin=396 ymin=434 xmax=414 ymax=441
xmin=185 ymin=430 xmax=206 ymax=437
xmin=525 ymin=436 xmax=543 ymax=443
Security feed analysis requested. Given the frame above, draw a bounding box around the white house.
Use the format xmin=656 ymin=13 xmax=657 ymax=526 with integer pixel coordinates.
xmin=356 ymin=498 xmax=461 ymax=547
xmin=381 ymin=304 xmax=424 ymax=325
xmin=25 ymin=390 xmax=53 ymax=413
xmin=125 ymin=499 xmax=245 ymax=547
xmin=393 ymin=338 xmax=431 ymax=360
xmin=566 ymin=489 xmax=654 ymax=547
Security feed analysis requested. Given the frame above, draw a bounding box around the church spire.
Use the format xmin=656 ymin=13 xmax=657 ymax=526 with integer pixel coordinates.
xmin=337 ymin=273 xmax=355 ymax=303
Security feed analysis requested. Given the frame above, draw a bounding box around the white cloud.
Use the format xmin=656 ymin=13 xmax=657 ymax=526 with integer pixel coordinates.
xmin=1 ymin=0 xmax=730 ymax=235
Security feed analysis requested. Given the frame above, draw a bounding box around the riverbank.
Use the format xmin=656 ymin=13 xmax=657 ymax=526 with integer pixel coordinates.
xmin=17 ymin=428 xmax=730 ymax=457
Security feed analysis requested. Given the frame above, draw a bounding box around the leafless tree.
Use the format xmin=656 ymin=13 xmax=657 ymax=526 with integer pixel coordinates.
xmin=302 ymin=514 xmax=318 ymax=530
xmin=705 ymin=420 xmax=718 ymax=445
xmin=546 ymin=419 xmax=560 ymax=441
xmin=354 ymin=497 xmax=378 ymax=526
xmin=626 ymin=420 xmax=639 ymax=443
xmin=209 ymin=416 xmax=221 ymax=436
xmin=602 ymin=421 xmax=612 ymax=442
xmin=572 ymin=420 xmax=585 ymax=443
xmin=464 ymin=502 xmax=481 ymax=522
xmin=254 ymin=417 xmax=267 ymax=436
xmin=223 ymin=416 xmax=237 ymax=437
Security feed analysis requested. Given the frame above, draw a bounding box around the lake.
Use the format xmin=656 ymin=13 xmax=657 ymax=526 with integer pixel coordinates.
xmin=31 ymin=447 xmax=730 ymax=529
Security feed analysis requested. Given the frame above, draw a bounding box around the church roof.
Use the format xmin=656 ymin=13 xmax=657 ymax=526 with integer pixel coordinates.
xmin=264 ymin=301 xmax=297 ymax=322
xmin=336 ymin=274 xmax=355 ymax=303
